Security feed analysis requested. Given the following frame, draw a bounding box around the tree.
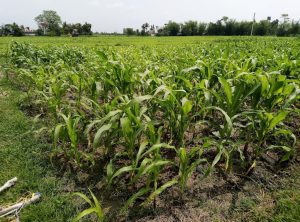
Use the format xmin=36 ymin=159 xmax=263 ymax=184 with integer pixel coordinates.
xmin=141 ymin=23 xmax=150 ymax=36
xmin=164 ymin=21 xmax=180 ymax=36
xmin=254 ymin=20 xmax=270 ymax=36
xmin=198 ymin=23 xmax=207 ymax=35
xmin=236 ymin=21 xmax=252 ymax=35
xmin=206 ymin=20 xmax=224 ymax=35
xmin=270 ymin=19 xmax=279 ymax=35
xmin=123 ymin=28 xmax=135 ymax=35
xmin=1 ymin=24 xmax=13 ymax=36
xmin=181 ymin=21 xmax=198 ymax=36
xmin=0 ymin=23 xmax=24 ymax=36
xmin=62 ymin=22 xmax=72 ymax=35
xmin=224 ymin=19 xmax=236 ymax=35
xmin=82 ymin=22 xmax=92 ymax=35
xmin=35 ymin=10 xmax=62 ymax=36
xmin=221 ymin=16 xmax=229 ymax=23
xmin=288 ymin=21 xmax=300 ymax=36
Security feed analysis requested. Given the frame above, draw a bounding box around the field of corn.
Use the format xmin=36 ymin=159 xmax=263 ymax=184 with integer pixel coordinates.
xmin=1 ymin=36 xmax=300 ymax=221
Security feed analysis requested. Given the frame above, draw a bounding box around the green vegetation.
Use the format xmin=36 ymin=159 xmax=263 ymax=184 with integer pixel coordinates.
xmin=0 ymin=36 xmax=300 ymax=221
xmin=0 ymin=78 xmax=76 ymax=221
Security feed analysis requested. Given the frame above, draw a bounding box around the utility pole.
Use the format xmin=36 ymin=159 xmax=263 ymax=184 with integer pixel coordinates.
xmin=250 ymin=12 xmax=256 ymax=36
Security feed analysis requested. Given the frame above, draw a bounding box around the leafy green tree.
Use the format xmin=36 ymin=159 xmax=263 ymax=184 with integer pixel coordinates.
xmin=198 ymin=23 xmax=207 ymax=35
xmin=254 ymin=20 xmax=270 ymax=36
xmin=82 ymin=22 xmax=92 ymax=35
xmin=62 ymin=22 xmax=72 ymax=35
xmin=0 ymin=23 xmax=24 ymax=36
xmin=224 ymin=19 xmax=236 ymax=35
xmin=288 ymin=22 xmax=300 ymax=36
xmin=61 ymin=22 xmax=92 ymax=36
xmin=0 ymin=24 xmax=13 ymax=36
xmin=164 ymin=21 xmax=180 ymax=36
xmin=35 ymin=10 xmax=62 ymax=36
xmin=206 ymin=20 xmax=224 ymax=35
xmin=123 ymin=28 xmax=136 ymax=35
xmin=181 ymin=21 xmax=198 ymax=36
xmin=236 ymin=21 xmax=252 ymax=35
xmin=141 ymin=23 xmax=150 ymax=36
xmin=270 ymin=19 xmax=279 ymax=35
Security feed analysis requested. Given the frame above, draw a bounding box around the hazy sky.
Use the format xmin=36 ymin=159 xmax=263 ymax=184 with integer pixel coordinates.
xmin=0 ymin=0 xmax=299 ymax=32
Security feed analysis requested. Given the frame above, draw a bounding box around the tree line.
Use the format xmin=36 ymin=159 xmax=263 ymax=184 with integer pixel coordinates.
xmin=1 ymin=11 xmax=299 ymax=37
xmin=124 ymin=15 xmax=300 ymax=37
xmin=0 ymin=10 xmax=92 ymax=36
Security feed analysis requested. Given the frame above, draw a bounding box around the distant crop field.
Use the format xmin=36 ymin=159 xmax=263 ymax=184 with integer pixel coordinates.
xmin=0 ymin=35 xmax=293 ymax=50
xmin=1 ymin=36 xmax=300 ymax=221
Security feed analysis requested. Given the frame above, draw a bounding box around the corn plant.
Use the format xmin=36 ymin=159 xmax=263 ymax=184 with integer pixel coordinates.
xmin=5 ymin=39 xmax=300 ymax=218
xmin=177 ymin=147 xmax=206 ymax=192
xmin=54 ymin=113 xmax=82 ymax=164
xmin=250 ymin=110 xmax=293 ymax=159
xmin=73 ymin=189 xmax=104 ymax=222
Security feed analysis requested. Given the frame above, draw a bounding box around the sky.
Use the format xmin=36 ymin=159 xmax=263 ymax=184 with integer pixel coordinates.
xmin=0 ymin=0 xmax=299 ymax=33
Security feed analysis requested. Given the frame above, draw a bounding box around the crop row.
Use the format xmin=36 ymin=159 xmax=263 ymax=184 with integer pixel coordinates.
xmin=5 ymin=40 xmax=300 ymax=217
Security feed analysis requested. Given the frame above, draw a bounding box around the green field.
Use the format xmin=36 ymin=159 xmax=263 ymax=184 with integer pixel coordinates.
xmin=0 ymin=35 xmax=293 ymax=50
xmin=0 ymin=36 xmax=300 ymax=221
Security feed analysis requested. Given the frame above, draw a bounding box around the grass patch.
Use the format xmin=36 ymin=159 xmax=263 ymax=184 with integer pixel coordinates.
xmin=0 ymin=77 xmax=76 ymax=221
xmin=271 ymin=165 xmax=300 ymax=222
xmin=273 ymin=190 xmax=300 ymax=222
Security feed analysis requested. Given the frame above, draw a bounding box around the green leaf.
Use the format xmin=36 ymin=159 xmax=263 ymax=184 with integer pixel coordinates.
xmin=73 ymin=192 xmax=93 ymax=207
xmin=133 ymin=95 xmax=153 ymax=103
xmin=211 ymin=149 xmax=223 ymax=169
xmin=93 ymin=123 xmax=112 ymax=148
xmin=258 ymin=74 xmax=269 ymax=95
xmin=108 ymin=166 xmax=135 ymax=185
xmin=181 ymin=97 xmax=193 ymax=116
xmin=142 ymin=160 xmax=171 ymax=175
xmin=268 ymin=111 xmax=288 ymax=130
xmin=274 ymin=129 xmax=297 ymax=147
xmin=136 ymin=141 xmax=149 ymax=165
xmin=86 ymin=110 xmax=122 ymax=135
xmin=219 ymin=77 xmax=232 ymax=105
xmin=141 ymin=143 xmax=175 ymax=158
xmin=144 ymin=180 xmax=178 ymax=204
xmin=89 ymin=189 xmax=104 ymax=219
xmin=206 ymin=106 xmax=233 ymax=137
xmin=106 ymin=159 xmax=114 ymax=182
xmin=122 ymin=187 xmax=149 ymax=212
xmin=72 ymin=208 xmax=96 ymax=222
xmin=206 ymin=149 xmax=223 ymax=176
xmin=120 ymin=117 xmax=133 ymax=135
xmin=54 ymin=124 xmax=64 ymax=146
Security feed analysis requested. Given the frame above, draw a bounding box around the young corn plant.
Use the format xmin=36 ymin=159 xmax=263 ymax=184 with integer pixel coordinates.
xmin=254 ymin=73 xmax=299 ymax=111
xmin=54 ymin=113 xmax=82 ymax=165
xmin=73 ymin=189 xmax=104 ymax=222
xmin=106 ymin=142 xmax=175 ymax=188
xmin=120 ymin=95 xmax=152 ymax=161
xmin=177 ymin=147 xmax=206 ymax=192
xmin=129 ymin=155 xmax=175 ymax=209
xmin=86 ymin=109 xmax=123 ymax=157
xmin=249 ymin=110 xmax=296 ymax=162
xmin=155 ymin=85 xmax=193 ymax=147
xmin=107 ymin=142 xmax=176 ymax=211
xmin=217 ymin=76 xmax=260 ymax=118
